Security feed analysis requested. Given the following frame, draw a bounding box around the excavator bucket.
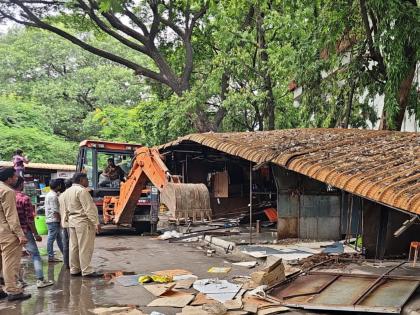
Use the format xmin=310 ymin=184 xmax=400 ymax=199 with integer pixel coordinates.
xmin=160 ymin=183 xmax=212 ymax=221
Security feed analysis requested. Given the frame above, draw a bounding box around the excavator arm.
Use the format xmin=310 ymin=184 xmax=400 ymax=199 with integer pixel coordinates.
xmin=103 ymin=147 xmax=210 ymax=226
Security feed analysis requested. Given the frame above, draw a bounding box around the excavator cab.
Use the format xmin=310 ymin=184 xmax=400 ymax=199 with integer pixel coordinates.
xmin=76 ymin=140 xmax=152 ymax=231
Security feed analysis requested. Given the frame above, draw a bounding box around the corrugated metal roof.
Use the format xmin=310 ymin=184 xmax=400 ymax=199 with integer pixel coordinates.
xmin=159 ymin=129 xmax=420 ymax=214
xmin=0 ymin=161 xmax=76 ymax=172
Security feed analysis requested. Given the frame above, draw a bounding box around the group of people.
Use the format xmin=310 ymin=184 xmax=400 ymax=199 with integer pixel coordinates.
xmin=0 ymin=152 xmax=103 ymax=302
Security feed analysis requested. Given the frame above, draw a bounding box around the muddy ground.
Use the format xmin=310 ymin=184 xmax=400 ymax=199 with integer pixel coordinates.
xmin=0 ymin=228 xmax=419 ymax=315
xmin=0 ymin=228 xmax=254 ymax=315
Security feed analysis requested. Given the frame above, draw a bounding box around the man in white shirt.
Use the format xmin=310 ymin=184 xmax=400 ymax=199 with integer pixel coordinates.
xmin=45 ymin=179 xmax=64 ymax=263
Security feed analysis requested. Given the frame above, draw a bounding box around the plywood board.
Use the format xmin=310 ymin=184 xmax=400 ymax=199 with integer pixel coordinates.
xmin=223 ymin=298 xmax=243 ymax=310
xmin=213 ymin=171 xmax=229 ymax=198
xmin=175 ymin=278 xmax=196 ymax=289
xmin=143 ymin=283 xmax=176 ymax=296
xmin=147 ymin=294 xmax=195 ymax=308
xmin=153 ymin=269 xmax=192 ymax=277
xmin=191 ymin=293 xmax=218 ymax=306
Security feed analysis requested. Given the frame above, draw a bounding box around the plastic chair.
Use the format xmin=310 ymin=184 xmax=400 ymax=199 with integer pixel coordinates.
xmin=408 ymin=241 xmax=419 ymax=267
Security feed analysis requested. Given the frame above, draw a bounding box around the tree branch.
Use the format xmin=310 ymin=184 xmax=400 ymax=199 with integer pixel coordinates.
xmin=11 ymin=0 xmax=167 ymax=85
xmin=123 ymin=5 xmax=149 ymax=37
xmin=359 ymin=0 xmax=386 ymax=74
xmin=0 ymin=8 xmax=37 ymax=26
xmin=78 ymin=0 xmax=151 ymax=56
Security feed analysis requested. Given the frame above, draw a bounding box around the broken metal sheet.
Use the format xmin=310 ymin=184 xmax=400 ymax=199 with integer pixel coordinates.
xmin=270 ymin=274 xmax=336 ymax=301
xmin=359 ymin=279 xmax=419 ymax=309
xmin=239 ymin=245 xmax=315 ymax=261
xmin=269 ymin=272 xmax=420 ymax=313
xmin=193 ymin=279 xmax=242 ymax=303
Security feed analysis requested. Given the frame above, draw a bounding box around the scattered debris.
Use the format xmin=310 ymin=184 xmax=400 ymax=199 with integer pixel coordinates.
xmin=144 ymin=283 xmax=176 ymax=296
xmin=232 ymin=261 xmax=257 ymax=268
xmin=153 ymin=269 xmax=193 ymax=277
xmin=243 ymin=302 xmax=258 ymax=314
xmin=257 ymin=306 xmax=289 ymax=314
xmin=207 ymin=267 xmax=231 ymax=273
xmin=193 ymin=279 xmax=242 ymax=303
xmin=191 ymin=293 xmax=219 ymax=306
xmin=147 ymin=292 xmax=195 ymax=308
xmin=321 ymin=241 xmax=344 ymax=254
xmin=158 ymin=230 xmax=182 ymax=240
xmin=174 ymin=277 xmax=197 ymax=289
xmin=223 ymin=298 xmax=243 ymax=310
xmin=114 ymin=275 xmax=141 ymax=287
xmin=138 ymin=274 xmax=172 ymax=284
xmin=249 ymin=257 xmax=285 ymax=288
xmin=88 ymin=306 xmax=144 ymax=315
xmin=176 ymin=305 xmax=210 ymax=315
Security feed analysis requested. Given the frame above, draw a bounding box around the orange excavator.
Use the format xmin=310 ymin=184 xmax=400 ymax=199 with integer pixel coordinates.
xmin=76 ymin=141 xmax=211 ymax=233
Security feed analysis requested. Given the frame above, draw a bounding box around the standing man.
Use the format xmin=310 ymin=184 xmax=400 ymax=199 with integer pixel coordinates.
xmin=66 ymin=173 xmax=102 ymax=277
xmin=13 ymin=176 xmax=54 ymax=288
xmin=0 ymin=167 xmax=31 ymax=301
xmin=45 ymin=179 xmax=64 ymax=263
xmin=58 ymin=179 xmax=72 ymax=269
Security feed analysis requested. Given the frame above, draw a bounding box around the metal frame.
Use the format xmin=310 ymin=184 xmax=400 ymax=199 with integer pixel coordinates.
xmin=268 ymin=261 xmax=420 ymax=314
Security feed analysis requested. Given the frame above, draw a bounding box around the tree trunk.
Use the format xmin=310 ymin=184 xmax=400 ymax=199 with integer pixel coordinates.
xmin=256 ymin=8 xmax=276 ymax=130
xmin=213 ymin=71 xmax=229 ymax=131
xmin=380 ymin=48 xmax=416 ymax=130
xmin=344 ymin=80 xmax=356 ymax=128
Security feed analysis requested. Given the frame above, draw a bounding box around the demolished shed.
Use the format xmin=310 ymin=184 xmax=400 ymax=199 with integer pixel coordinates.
xmin=159 ymin=128 xmax=419 ymax=259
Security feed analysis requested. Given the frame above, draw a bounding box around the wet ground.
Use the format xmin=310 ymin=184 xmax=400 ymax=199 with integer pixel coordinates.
xmin=1 ymin=228 xmax=419 ymax=315
xmin=0 ymin=228 xmax=252 ymax=315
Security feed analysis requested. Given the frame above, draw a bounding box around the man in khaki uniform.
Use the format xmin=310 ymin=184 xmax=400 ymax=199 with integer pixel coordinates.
xmin=0 ymin=167 xmax=31 ymax=301
xmin=65 ymin=173 xmax=102 ymax=277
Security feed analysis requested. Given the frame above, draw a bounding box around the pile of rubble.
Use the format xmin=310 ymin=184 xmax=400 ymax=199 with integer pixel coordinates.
xmin=90 ymin=256 xmax=289 ymax=315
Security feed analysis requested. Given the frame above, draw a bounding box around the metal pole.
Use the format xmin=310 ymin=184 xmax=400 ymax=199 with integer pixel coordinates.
xmin=249 ymin=161 xmax=253 ymax=244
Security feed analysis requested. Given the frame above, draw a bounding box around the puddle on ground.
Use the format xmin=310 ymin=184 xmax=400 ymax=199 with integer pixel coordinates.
xmin=104 ymin=247 xmax=134 ymax=252
xmin=103 ymin=271 xmax=136 ymax=281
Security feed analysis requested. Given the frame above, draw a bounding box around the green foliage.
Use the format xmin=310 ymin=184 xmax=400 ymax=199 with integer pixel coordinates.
xmin=0 ymin=27 xmax=147 ymax=141
xmin=0 ymin=96 xmax=76 ymax=164
xmin=0 ymin=0 xmax=418 ymax=169
xmin=84 ymin=97 xmax=194 ymax=146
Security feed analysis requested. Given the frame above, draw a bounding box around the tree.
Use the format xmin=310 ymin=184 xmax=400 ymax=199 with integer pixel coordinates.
xmin=284 ymin=0 xmax=419 ymax=130
xmin=0 ymin=96 xmax=76 ymax=164
xmin=0 ymin=0 xmax=207 ymax=96
xmin=0 ymin=27 xmax=147 ymax=141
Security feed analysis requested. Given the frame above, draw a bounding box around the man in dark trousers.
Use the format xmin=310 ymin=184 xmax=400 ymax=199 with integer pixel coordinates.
xmin=59 ymin=179 xmax=72 ymax=269
xmin=0 ymin=167 xmax=31 ymax=301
